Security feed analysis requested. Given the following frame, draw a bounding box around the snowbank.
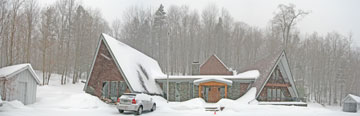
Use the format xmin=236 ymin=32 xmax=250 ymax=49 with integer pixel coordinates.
xmin=1 ymin=101 xmax=28 ymax=109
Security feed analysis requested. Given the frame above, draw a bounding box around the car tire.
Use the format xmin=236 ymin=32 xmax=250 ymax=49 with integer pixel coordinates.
xmin=136 ymin=106 xmax=143 ymax=115
xmin=151 ymin=104 xmax=156 ymax=112
xmin=118 ymin=109 xmax=124 ymax=113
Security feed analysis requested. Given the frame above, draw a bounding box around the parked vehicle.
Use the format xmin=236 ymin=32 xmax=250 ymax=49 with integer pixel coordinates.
xmin=116 ymin=93 xmax=156 ymax=115
xmin=0 ymin=95 xmax=3 ymax=107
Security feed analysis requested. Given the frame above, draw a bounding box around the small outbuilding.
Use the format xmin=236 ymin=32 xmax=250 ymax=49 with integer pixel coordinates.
xmin=0 ymin=63 xmax=40 ymax=105
xmin=342 ymin=94 xmax=360 ymax=113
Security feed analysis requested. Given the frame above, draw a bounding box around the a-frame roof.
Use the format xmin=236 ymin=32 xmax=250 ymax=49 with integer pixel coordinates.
xmin=84 ymin=33 xmax=164 ymax=94
xmin=241 ymin=50 xmax=298 ymax=98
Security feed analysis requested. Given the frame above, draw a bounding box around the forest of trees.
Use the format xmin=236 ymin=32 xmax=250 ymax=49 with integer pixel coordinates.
xmin=0 ymin=0 xmax=359 ymax=106
xmin=0 ymin=0 xmax=110 ymax=85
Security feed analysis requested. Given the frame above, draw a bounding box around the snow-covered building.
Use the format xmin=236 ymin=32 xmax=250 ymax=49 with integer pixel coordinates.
xmin=0 ymin=64 xmax=40 ymax=105
xmin=155 ymin=55 xmax=258 ymax=103
xmin=84 ymin=33 xmax=164 ymax=102
xmin=84 ymin=33 xmax=301 ymax=104
xmin=342 ymin=94 xmax=360 ymax=112
xmin=243 ymin=51 xmax=300 ymax=102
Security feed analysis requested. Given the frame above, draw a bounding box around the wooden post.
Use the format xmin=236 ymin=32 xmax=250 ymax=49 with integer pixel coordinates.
xmin=199 ymin=85 xmax=201 ymax=98
xmin=225 ymin=85 xmax=228 ymax=98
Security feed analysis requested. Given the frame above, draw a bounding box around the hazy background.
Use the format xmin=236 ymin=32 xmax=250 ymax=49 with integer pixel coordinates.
xmin=38 ymin=0 xmax=360 ymax=47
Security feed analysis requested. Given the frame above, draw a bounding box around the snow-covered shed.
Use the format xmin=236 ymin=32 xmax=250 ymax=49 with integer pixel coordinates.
xmin=343 ymin=94 xmax=360 ymax=112
xmin=0 ymin=64 xmax=40 ymax=105
xmin=84 ymin=33 xmax=164 ymax=101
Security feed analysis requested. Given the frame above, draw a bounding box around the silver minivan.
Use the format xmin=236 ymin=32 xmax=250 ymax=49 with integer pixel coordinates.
xmin=116 ymin=93 xmax=156 ymax=115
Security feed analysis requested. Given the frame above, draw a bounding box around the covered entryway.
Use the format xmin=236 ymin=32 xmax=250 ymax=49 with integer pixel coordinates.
xmin=194 ymin=78 xmax=232 ymax=103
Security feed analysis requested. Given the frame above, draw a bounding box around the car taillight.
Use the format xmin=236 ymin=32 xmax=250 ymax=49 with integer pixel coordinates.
xmin=132 ymin=99 xmax=136 ymax=104
xmin=117 ymin=98 xmax=120 ymax=103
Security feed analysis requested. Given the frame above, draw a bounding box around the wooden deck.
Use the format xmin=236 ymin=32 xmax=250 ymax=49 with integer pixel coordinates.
xmin=258 ymin=102 xmax=308 ymax=107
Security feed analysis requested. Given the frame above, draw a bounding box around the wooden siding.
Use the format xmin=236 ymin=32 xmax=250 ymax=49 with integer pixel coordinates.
xmin=86 ymin=40 xmax=130 ymax=98
xmin=1 ymin=70 xmax=37 ymax=105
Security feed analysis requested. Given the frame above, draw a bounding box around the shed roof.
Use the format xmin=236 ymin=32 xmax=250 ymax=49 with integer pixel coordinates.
xmin=344 ymin=94 xmax=360 ymax=103
xmin=0 ymin=63 xmax=41 ymax=84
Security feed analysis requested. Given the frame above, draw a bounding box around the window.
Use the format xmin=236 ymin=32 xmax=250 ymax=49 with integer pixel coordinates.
xmin=102 ymin=81 xmax=127 ymax=99
xmin=267 ymin=89 xmax=272 ymax=100
xmin=277 ymin=89 xmax=281 ymax=101
xmin=102 ymin=81 xmax=109 ymax=98
xmin=272 ymin=89 xmax=276 ymax=100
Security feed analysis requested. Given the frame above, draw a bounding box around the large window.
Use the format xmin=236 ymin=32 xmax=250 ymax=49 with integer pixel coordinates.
xmin=102 ymin=81 xmax=127 ymax=100
xmin=267 ymin=88 xmax=285 ymax=101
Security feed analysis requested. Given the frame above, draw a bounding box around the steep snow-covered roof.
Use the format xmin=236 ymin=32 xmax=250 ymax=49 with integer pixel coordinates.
xmin=194 ymin=78 xmax=233 ymax=85
xmin=101 ymin=33 xmax=165 ymax=94
xmin=156 ymin=70 xmax=259 ymax=80
xmin=0 ymin=63 xmax=40 ymax=84
xmin=241 ymin=50 xmax=298 ymax=98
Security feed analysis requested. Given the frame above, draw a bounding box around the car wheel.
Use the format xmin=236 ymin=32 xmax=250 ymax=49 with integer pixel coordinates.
xmin=151 ymin=104 xmax=156 ymax=112
xmin=118 ymin=109 xmax=124 ymax=113
xmin=136 ymin=106 xmax=143 ymax=115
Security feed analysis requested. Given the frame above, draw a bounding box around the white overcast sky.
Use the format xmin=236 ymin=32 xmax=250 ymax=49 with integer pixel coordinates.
xmin=39 ymin=0 xmax=360 ymax=47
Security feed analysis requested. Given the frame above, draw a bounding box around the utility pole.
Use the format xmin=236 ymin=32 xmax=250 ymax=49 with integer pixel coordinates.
xmin=166 ymin=28 xmax=171 ymax=103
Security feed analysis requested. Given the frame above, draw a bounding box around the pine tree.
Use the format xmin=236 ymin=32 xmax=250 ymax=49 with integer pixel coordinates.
xmin=153 ymin=4 xmax=167 ymax=68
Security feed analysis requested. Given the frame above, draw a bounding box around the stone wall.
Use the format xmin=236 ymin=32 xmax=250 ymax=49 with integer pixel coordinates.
xmin=227 ymin=82 xmax=251 ymax=100
xmin=156 ymin=79 xmax=253 ymax=102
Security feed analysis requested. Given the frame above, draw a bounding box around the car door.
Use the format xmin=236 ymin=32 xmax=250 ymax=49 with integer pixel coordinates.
xmin=138 ymin=94 xmax=149 ymax=110
xmin=144 ymin=95 xmax=151 ymax=110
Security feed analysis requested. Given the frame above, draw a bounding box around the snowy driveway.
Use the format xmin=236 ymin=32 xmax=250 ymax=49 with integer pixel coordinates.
xmin=0 ymin=82 xmax=359 ymax=116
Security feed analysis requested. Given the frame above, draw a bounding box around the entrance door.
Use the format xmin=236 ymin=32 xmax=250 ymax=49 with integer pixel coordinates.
xmin=18 ymin=82 xmax=27 ymax=104
xmin=207 ymin=86 xmax=221 ymax=103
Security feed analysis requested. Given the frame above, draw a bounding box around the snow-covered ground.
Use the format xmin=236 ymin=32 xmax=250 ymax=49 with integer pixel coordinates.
xmin=0 ymin=72 xmax=358 ymax=116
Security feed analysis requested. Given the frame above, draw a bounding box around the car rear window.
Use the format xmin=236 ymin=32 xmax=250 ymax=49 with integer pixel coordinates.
xmin=120 ymin=94 xmax=136 ymax=99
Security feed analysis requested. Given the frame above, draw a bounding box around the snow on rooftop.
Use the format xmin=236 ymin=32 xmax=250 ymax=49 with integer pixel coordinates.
xmin=193 ymin=78 xmax=233 ymax=85
xmin=0 ymin=63 xmax=41 ymax=84
xmin=156 ymin=70 xmax=259 ymax=80
xmin=235 ymin=70 xmax=259 ymax=79
xmin=0 ymin=64 xmax=30 ymax=77
xmin=101 ymin=33 xmax=164 ymax=94
xmin=347 ymin=94 xmax=360 ymax=103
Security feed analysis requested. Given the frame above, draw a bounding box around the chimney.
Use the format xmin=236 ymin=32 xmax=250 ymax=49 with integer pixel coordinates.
xmin=192 ymin=62 xmax=200 ymax=75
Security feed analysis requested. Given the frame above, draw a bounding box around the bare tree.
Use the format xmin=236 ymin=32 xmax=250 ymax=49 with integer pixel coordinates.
xmin=271 ymin=3 xmax=309 ymax=50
